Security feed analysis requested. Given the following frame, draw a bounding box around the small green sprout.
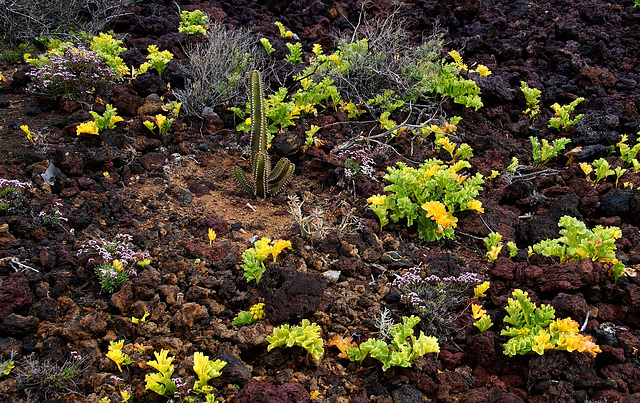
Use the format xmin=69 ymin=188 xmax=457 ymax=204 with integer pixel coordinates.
xmin=472 ymin=304 xmax=493 ymax=332
xmin=143 ymin=114 xmax=174 ymax=136
xmin=192 ymin=352 xmax=226 ymax=394
xmin=260 ymin=38 xmax=275 ymax=55
xmin=484 ymin=232 xmax=503 ymax=262
xmin=548 ymin=98 xmax=585 ymax=131
xmin=520 ymin=81 xmax=541 ymax=119
xmin=285 ymin=42 xmax=303 ymax=65
xmin=530 ymin=136 xmax=571 ymax=167
xmin=131 ymin=311 xmax=149 ymax=324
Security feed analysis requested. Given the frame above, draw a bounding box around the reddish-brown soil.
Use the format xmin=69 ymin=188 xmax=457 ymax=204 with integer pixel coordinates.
xmin=1 ymin=0 xmax=640 ymax=402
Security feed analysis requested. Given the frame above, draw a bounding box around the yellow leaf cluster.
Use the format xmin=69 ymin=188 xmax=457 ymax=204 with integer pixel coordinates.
xmin=421 ymin=201 xmax=458 ymax=233
xmin=77 ymin=121 xmax=99 ymax=136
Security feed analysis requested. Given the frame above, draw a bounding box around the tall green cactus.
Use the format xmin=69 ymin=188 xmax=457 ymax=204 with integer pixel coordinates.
xmin=233 ymin=70 xmax=294 ymax=198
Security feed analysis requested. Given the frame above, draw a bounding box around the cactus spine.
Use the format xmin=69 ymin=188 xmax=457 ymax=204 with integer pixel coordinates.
xmin=233 ymin=71 xmax=294 ymax=198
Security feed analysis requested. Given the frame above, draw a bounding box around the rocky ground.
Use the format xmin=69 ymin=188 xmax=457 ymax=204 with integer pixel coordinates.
xmin=1 ymin=0 xmax=640 ymax=402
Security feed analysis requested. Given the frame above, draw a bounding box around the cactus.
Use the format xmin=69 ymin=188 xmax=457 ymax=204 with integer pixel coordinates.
xmin=233 ymin=70 xmax=294 ymax=198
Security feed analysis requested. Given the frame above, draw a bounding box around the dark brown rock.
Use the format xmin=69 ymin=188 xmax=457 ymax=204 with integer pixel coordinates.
xmin=0 ymin=274 xmax=34 ymax=320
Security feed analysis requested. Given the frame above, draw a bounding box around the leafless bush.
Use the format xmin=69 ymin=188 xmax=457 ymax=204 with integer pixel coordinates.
xmin=174 ymin=22 xmax=268 ymax=119
xmin=0 ymin=0 xmax=137 ymax=42
xmin=15 ymin=352 xmax=89 ymax=399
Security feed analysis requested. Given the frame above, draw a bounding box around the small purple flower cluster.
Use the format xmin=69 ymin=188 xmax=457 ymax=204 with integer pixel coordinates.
xmin=78 ymin=233 xmax=150 ymax=269
xmin=0 ymin=179 xmax=31 ymax=214
xmin=79 ymin=233 xmax=151 ymax=293
xmin=27 ymin=46 xmax=122 ymax=101
xmin=0 ymin=179 xmax=31 ymax=190
xmin=38 ymin=199 xmax=68 ymax=226
xmin=338 ymin=148 xmax=376 ymax=182
xmin=389 ymin=266 xmax=481 ymax=312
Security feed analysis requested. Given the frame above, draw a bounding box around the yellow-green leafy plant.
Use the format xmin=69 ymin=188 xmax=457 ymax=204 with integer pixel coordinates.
xmin=472 ymin=303 xmax=493 ymax=332
xmin=143 ymin=114 xmax=173 ymax=136
xmin=20 ymin=125 xmax=38 ymax=142
xmin=501 ymin=289 xmax=601 ymax=357
xmin=592 ymin=158 xmax=615 ymax=184
xmin=532 ymin=215 xmax=628 ymax=282
xmin=267 ymin=319 xmax=324 ymax=360
xmin=530 ymin=136 xmax=571 ymax=167
xmin=241 ymin=237 xmax=292 ymax=282
xmin=367 ymin=159 xmax=484 ymax=242
xmin=232 ymin=303 xmax=266 ymax=325
xmin=232 ymin=71 xmax=295 ymax=198
xmin=473 ymin=281 xmax=490 ymax=299
xmin=179 ymin=10 xmax=209 ymax=35
xmin=507 ymin=241 xmax=518 ymax=258
xmin=274 ymin=21 xmax=295 ymax=38
xmin=520 ymin=81 xmax=541 ymax=119
xmin=617 ymin=134 xmax=640 ymax=171
xmin=302 ymin=125 xmax=322 ymax=152
xmin=192 ymin=352 xmax=226 ymax=394
xmin=613 ymin=166 xmax=626 ymax=188
xmin=131 ymin=311 xmax=149 ymax=324
xmin=259 ymin=38 xmax=275 ymax=55
xmin=0 ymin=355 xmax=15 ymax=377
xmin=345 ymin=315 xmax=439 ymax=371
xmin=435 ymin=136 xmax=474 ymax=162
xmin=285 ymin=42 xmax=303 ymax=65
xmin=145 ymin=349 xmax=178 ymax=398
xmin=90 ymin=32 xmax=127 ymax=75
xmin=145 ymin=45 xmax=173 ymax=76
xmin=484 ymin=232 xmax=503 ymax=262
xmin=548 ymin=98 xmax=585 ymax=131
xmin=77 ymin=104 xmax=123 ymax=136
xmin=106 ymin=340 xmax=131 ymax=372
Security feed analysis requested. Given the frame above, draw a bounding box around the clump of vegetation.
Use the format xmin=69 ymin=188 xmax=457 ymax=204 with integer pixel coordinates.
xmin=501 ymin=289 xmax=601 ymax=357
xmin=241 ymin=237 xmax=291 ymax=282
xmin=76 ymin=104 xmax=124 ymax=136
xmin=530 ymin=136 xmax=571 ymax=167
xmin=532 ymin=215 xmax=631 ymax=282
xmin=77 ymin=233 xmax=151 ymax=292
xmin=26 ymin=46 xmax=123 ymax=101
xmin=520 ymin=81 xmax=541 ymax=119
xmin=548 ymin=98 xmax=585 ymax=131
xmin=267 ymin=319 xmax=324 ymax=360
xmin=175 ymin=22 xmax=263 ymax=118
xmin=0 ymin=0 xmax=135 ymax=43
xmin=0 ymin=178 xmax=30 ymax=214
xmin=389 ymin=266 xmax=481 ymax=337
xmin=368 ymin=159 xmax=484 ymax=242
xmin=179 ymin=10 xmax=209 ymax=35
xmin=346 ymin=315 xmax=440 ymax=371
xmin=89 ymin=32 xmax=127 ymax=75
xmin=15 ymin=352 xmax=88 ymax=399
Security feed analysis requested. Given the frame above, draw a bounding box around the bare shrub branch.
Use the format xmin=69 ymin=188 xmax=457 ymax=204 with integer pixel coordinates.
xmin=174 ymin=22 xmax=269 ymax=119
xmin=0 ymin=0 xmax=137 ymax=42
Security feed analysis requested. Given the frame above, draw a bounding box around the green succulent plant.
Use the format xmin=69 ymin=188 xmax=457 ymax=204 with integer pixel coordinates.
xmin=233 ymin=70 xmax=295 ymax=198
